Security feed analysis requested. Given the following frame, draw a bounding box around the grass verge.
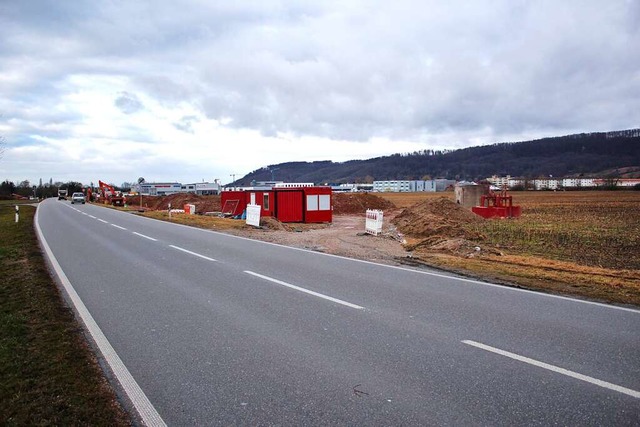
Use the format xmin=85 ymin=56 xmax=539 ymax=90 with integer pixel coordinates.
xmin=0 ymin=203 xmax=130 ymax=425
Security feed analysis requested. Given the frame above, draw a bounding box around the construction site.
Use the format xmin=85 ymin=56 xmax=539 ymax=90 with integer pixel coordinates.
xmin=99 ymin=188 xmax=640 ymax=307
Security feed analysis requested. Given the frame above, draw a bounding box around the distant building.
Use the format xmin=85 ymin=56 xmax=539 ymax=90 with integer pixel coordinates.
xmin=181 ymin=181 xmax=221 ymax=195
xmin=487 ymin=175 xmax=639 ymax=190
xmin=135 ymin=182 xmax=182 ymax=196
xmin=372 ymin=179 xmax=453 ymax=192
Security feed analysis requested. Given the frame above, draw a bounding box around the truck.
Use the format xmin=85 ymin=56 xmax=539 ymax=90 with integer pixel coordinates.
xmin=58 ymin=189 xmax=68 ymax=200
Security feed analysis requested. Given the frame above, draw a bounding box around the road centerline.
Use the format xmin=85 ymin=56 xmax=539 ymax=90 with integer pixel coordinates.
xmin=169 ymin=245 xmax=217 ymax=262
xmin=97 ymin=218 xmax=109 ymax=223
xmin=462 ymin=340 xmax=640 ymax=399
xmin=244 ymin=270 xmax=364 ymax=310
xmin=133 ymin=232 xmax=158 ymax=241
xmin=110 ymin=224 xmax=127 ymax=230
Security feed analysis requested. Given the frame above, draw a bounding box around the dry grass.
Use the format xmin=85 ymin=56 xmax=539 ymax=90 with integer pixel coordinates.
xmin=380 ymin=190 xmax=640 ymax=306
xmin=135 ymin=210 xmax=252 ymax=230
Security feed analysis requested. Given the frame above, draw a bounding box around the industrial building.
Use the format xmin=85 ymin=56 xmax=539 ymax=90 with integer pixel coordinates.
xmin=372 ymin=179 xmax=455 ymax=192
xmin=132 ymin=181 xmax=221 ymax=196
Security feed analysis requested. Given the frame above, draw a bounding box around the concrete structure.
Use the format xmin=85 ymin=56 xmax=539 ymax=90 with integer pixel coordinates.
xmin=455 ymin=183 xmax=489 ymax=208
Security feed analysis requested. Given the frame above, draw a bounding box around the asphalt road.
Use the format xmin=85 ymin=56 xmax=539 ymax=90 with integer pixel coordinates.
xmin=36 ymin=198 xmax=640 ymax=426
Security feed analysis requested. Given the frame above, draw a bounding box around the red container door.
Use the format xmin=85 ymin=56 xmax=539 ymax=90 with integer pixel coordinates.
xmin=276 ymin=191 xmax=303 ymax=222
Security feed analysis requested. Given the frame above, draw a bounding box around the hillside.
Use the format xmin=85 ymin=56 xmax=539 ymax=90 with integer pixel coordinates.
xmin=236 ymin=129 xmax=640 ymax=184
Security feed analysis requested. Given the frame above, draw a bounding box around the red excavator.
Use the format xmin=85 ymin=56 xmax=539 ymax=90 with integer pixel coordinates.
xmin=98 ymin=180 xmax=125 ymax=206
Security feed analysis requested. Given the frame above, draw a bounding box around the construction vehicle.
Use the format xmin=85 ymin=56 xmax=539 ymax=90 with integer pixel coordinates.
xmin=98 ymin=180 xmax=125 ymax=206
xmin=57 ymin=189 xmax=68 ymax=200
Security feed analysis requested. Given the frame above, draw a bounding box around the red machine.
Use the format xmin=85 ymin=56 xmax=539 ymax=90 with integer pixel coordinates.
xmin=472 ymin=188 xmax=521 ymax=219
xmin=98 ymin=180 xmax=125 ymax=206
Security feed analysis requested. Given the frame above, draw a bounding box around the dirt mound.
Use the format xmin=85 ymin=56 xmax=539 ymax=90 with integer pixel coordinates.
xmin=333 ymin=193 xmax=396 ymax=214
xmin=129 ymin=194 xmax=221 ymax=213
xmin=392 ymin=197 xmax=485 ymax=244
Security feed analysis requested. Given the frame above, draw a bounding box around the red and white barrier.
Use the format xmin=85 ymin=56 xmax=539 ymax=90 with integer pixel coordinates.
xmin=184 ymin=204 xmax=196 ymax=215
xmin=365 ymin=209 xmax=384 ymax=235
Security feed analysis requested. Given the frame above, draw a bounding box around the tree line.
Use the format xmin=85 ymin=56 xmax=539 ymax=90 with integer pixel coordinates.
xmin=238 ymin=129 xmax=640 ymax=185
xmin=1 ymin=179 xmax=85 ymax=200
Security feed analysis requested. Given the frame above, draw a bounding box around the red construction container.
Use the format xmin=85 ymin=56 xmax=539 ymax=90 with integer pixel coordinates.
xmin=301 ymin=187 xmax=332 ymax=223
xmin=247 ymin=190 xmax=275 ymax=217
xmin=220 ymin=191 xmax=246 ymax=216
xmin=221 ymin=186 xmax=332 ymax=223
xmin=275 ymin=189 xmax=304 ymax=222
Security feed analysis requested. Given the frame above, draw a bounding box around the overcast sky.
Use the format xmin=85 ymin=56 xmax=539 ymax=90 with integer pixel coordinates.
xmin=1 ymin=0 xmax=638 ymax=186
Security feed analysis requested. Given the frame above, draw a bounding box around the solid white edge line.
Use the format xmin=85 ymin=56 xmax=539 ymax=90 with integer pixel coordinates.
xmin=244 ymin=270 xmax=364 ymax=310
xmin=111 ymin=224 xmax=127 ymax=230
xmin=133 ymin=232 xmax=157 ymax=241
xmin=169 ymin=245 xmax=217 ymax=262
xmin=35 ymin=203 xmax=167 ymax=426
xmin=92 ymin=204 xmax=640 ymax=315
xmin=462 ymin=340 xmax=640 ymax=399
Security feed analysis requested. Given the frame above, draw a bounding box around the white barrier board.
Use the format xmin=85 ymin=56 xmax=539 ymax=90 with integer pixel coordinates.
xmin=365 ymin=209 xmax=384 ymax=235
xmin=246 ymin=204 xmax=261 ymax=227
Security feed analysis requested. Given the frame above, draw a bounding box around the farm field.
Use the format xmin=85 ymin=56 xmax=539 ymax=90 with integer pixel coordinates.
xmin=379 ymin=190 xmax=640 ymax=270
xmin=378 ymin=190 xmax=640 ymax=305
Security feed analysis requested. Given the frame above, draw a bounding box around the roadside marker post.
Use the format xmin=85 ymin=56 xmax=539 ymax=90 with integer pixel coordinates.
xmin=168 ymin=203 xmax=172 ymax=219
xmin=15 ymin=205 xmax=19 ymax=223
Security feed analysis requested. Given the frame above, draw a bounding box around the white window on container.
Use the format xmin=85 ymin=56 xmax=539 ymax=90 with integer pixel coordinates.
xmin=307 ymin=195 xmax=318 ymax=211
xmin=319 ymin=194 xmax=330 ymax=210
xmin=263 ymin=193 xmax=269 ymax=210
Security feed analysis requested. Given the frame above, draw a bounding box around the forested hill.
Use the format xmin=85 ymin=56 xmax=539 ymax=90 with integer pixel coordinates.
xmin=237 ymin=129 xmax=640 ymax=185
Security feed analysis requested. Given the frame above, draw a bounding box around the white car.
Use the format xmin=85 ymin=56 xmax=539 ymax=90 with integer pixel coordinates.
xmin=71 ymin=192 xmax=85 ymax=204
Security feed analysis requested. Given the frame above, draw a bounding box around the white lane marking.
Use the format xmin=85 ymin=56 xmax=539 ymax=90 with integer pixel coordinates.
xmin=244 ymin=270 xmax=364 ymax=310
xmin=462 ymin=340 xmax=640 ymax=399
xmin=88 ymin=215 xmax=96 ymax=219
xmin=169 ymin=245 xmax=217 ymax=262
xmin=133 ymin=232 xmax=157 ymax=241
xmin=35 ymin=205 xmax=167 ymax=426
xmin=111 ymin=224 xmax=127 ymax=230
xmin=97 ymin=218 xmax=108 ymax=223
xmin=81 ymin=212 xmax=88 ymax=215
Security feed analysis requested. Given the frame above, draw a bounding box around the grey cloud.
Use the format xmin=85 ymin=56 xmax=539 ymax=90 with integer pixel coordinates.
xmin=174 ymin=115 xmax=199 ymax=133
xmin=114 ymin=92 xmax=144 ymax=114
xmin=2 ymin=0 xmax=640 ymax=150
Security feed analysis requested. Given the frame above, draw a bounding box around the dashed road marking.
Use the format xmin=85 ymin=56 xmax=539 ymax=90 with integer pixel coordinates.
xmin=462 ymin=340 xmax=640 ymax=399
xmin=169 ymin=245 xmax=217 ymax=262
xmin=133 ymin=232 xmax=157 ymax=241
xmin=245 ymin=270 xmax=364 ymax=310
